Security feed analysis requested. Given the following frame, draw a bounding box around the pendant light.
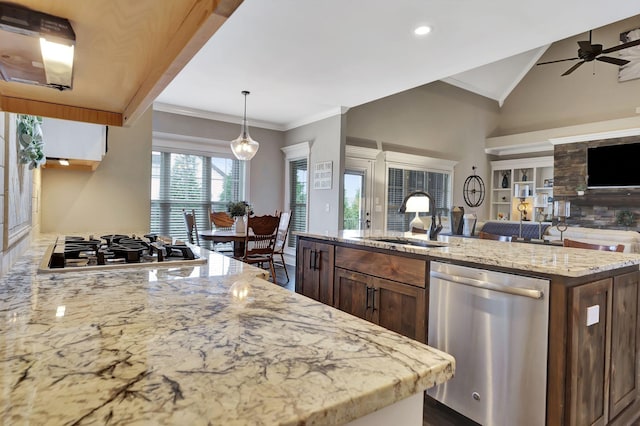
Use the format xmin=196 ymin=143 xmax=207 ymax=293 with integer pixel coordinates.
xmin=230 ymin=90 xmax=259 ymax=161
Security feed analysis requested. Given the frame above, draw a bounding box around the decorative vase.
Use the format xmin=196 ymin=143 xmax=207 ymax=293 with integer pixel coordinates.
xmin=234 ymin=216 xmax=246 ymax=233
xmin=501 ymin=173 xmax=509 ymax=188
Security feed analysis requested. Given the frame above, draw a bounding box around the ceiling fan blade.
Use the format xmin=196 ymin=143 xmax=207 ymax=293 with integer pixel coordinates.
xmin=596 ymin=56 xmax=630 ymax=66
xmin=601 ymin=38 xmax=640 ymax=54
xmin=537 ymin=57 xmax=580 ymax=65
xmin=578 ymin=40 xmax=593 ymax=52
xmin=562 ymin=61 xmax=585 ymax=76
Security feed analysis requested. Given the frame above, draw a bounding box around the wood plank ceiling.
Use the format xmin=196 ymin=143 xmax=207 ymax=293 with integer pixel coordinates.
xmin=0 ymin=0 xmax=242 ymax=126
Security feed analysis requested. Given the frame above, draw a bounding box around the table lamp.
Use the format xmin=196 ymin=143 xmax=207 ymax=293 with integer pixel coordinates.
xmin=404 ymin=195 xmax=430 ymax=231
xmin=533 ymin=194 xmax=548 ymax=240
xmin=553 ymin=200 xmax=571 ymax=241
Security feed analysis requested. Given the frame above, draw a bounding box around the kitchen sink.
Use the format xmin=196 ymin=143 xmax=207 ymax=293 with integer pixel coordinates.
xmin=362 ymin=236 xmax=448 ymax=248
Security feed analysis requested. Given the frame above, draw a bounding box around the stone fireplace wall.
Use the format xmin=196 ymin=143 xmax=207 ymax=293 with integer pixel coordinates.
xmin=554 ymin=135 xmax=639 ymax=231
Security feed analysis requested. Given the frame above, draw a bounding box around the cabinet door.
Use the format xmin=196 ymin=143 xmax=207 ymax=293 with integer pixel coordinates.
xmin=372 ymin=277 xmax=426 ymax=343
xmin=610 ymin=271 xmax=640 ymax=420
xmin=296 ymin=239 xmax=320 ymax=300
xmin=334 ymin=268 xmax=370 ymax=321
xmin=568 ymin=278 xmax=611 ymax=426
xmin=315 ymin=242 xmax=335 ymax=305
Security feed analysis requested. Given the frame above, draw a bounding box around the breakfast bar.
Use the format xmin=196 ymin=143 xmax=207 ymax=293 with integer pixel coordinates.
xmin=0 ymin=236 xmax=454 ymax=425
xmin=296 ymin=230 xmax=640 ymax=425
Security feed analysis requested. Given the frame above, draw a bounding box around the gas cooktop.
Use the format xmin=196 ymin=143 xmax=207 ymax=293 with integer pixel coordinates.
xmin=38 ymin=234 xmax=207 ymax=273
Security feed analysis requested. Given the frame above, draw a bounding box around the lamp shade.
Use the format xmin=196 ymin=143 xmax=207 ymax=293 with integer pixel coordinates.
xmin=230 ymin=91 xmax=259 ymax=161
xmin=553 ymin=200 xmax=571 ymax=218
xmin=404 ymin=196 xmax=430 ymax=213
xmin=533 ymin=194 xmax=548 ymax=208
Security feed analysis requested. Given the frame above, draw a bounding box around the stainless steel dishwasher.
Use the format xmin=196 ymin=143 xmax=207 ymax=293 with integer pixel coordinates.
xmin=428 ymin=261 xmax=550 ymax=426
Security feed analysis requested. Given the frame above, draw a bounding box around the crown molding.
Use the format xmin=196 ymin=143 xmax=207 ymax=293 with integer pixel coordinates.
xmin=153 ymin=102 xmax=285 ymax=131
xmin=284 ymin=106 xmax=349 ymax=131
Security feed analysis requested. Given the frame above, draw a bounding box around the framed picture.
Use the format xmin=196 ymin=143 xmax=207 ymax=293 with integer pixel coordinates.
xmin=313 ymin=161 xmax=332 ymax=190
xmin=618 ymin=27 xmax=640 ymax=82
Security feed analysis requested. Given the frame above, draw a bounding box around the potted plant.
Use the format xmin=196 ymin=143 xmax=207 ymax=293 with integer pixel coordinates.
xmin=576 ymin=182 xmax=587 ymax=196
xmin=17 ymin=114 xmax=45 ymax=169
xmin=227 ymin=201 xmax=253 ymax=233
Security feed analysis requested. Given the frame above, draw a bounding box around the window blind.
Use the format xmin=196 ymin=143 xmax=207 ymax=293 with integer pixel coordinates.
xmin=288 ymin=158 xmax=308 ymax=248
xmin=150 ymin=151 xmax=245 ymax=240
xmin=387 ymin=167 xmax=451 ymax=232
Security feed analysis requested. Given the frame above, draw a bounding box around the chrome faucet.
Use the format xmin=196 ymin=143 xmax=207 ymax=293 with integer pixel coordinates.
xmin=398 ymin=191 xmax=442 ymax=240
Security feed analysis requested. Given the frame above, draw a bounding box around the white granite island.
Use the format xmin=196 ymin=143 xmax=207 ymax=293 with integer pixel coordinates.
xmin=0 ymin=237 xmax=454 ymax=425
xmin=296 ymin=230 xmax=640 ymax=426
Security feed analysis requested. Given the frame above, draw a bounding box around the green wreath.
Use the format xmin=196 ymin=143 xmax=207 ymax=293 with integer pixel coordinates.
xmin=617 ymin=210 xmax=635 ymax=228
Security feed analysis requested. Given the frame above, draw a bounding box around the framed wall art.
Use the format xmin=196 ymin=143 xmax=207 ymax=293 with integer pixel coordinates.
xmin=618 ymin=27 xmax=640 ymax=82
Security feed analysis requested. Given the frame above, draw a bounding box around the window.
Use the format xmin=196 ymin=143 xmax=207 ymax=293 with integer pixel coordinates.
xmin=150 ymin=151 xmax=245 ymax=240
xmin=282 ymin=142 xmax=310 ymax=251
xmin=288 ymin=158 xmax=308 ymax=248
xmin=385 ymin=152 xmax=456 ymax=232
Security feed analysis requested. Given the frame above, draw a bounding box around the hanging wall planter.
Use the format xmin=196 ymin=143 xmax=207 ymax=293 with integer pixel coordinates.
xmin=17 ymin=114 xmax=45 ymax=169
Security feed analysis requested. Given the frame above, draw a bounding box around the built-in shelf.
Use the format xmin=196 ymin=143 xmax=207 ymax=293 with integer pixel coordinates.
xmin=43 ymin=159 xmax=100 ymax=172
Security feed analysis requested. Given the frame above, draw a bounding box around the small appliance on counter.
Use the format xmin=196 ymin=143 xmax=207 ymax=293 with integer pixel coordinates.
xmin=38 ymin=233 xmax=207 ymax=273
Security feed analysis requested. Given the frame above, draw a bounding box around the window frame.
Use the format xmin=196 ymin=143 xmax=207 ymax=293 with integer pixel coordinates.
xmin=151 ymin=131 xmax=250 ymax=239
xmin=384 ymin=151 xmax=456 ymax=231
xmin=282 ymin=142 xmax=310 ymax=253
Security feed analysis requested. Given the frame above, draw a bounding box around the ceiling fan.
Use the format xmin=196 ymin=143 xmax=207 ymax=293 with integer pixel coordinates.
xmin=537 ymin=30 xmax=640 ymax=76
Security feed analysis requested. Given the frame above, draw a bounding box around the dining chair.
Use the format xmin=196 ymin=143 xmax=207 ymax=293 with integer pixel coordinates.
xmin=272 ymin=211 xmax=292 ymax=282
xmin=208 ymin=209 xmax=235 ymax=254
xmin=238 ymin=214 xmax=280 ymax=282
xmin=478 ymin=231 xmax=512 ymax=242
xmin=563 ymin=238 xmax=624 ymax=252
xmin=182 ymin=209 xmax=200 ymax=245
xmin=209 ymin=209 xmax=235 ymax=230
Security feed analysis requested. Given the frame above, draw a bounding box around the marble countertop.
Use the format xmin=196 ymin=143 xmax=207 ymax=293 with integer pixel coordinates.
xmin=1 ymin=236 xmax=454 ymax=425
xmin=298 ymin=230 xmax=640 ymax=277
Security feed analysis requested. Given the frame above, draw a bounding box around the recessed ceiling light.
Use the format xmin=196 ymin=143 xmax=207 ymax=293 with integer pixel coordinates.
xmin=414 ymin=25 xmax=431 ymax=36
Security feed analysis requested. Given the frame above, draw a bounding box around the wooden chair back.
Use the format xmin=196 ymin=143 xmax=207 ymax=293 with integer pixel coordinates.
xmin=272 ymin=211 xmax=292 ymax=282
xmin=274 ymin=211 xmax=292 ymax=254
xmin=239 ymin=214 xmax=280 ymax=282
xmin=244 ymin=214 xmax=280 ymax=257
xmin=182 ymin=209 xmax=199 ymax=245
xmin=210 ymin=210 xmax=234 ymax=230
xmin=563 ymin=238 xmax=624 ymax=252
xmin=479 ymin=231 xmax=512 ymax=242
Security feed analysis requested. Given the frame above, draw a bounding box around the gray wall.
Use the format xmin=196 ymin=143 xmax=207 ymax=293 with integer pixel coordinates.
xmin=346 ymin=81 xmax=501 ymax=221
xmin=153 ymin=111 xmax=285 ymax=216
xmin=284 ymin=114 xmax=344 ymax=234
xmin=41 ymin=108 xmax=152 ymax=234
xmin=497 ymin=15 xmax=640 ymax=136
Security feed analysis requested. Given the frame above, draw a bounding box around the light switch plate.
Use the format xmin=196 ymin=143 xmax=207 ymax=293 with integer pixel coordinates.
xmin=586 ymin=305 xmax=600 ymax=327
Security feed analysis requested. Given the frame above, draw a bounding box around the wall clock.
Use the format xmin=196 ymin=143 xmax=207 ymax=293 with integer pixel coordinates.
xmin=463 ymin=166 xmax=485 ymax=208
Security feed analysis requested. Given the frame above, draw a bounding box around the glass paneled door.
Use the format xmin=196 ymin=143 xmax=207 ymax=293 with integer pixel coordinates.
xmin=343 ymin=158 xmax=373 ymax=230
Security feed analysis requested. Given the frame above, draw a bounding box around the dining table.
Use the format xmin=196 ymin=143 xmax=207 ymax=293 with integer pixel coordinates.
xmin=199 ymin=229 xmax=247 ymax=257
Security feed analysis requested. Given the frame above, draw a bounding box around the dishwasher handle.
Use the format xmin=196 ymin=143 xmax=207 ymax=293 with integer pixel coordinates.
xmin=430 ymin=270 xmax=544 ymax=300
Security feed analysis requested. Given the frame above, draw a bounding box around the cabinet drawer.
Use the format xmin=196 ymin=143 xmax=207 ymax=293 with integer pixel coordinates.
xmin=335 ymin=246 xmax=425 ymax=288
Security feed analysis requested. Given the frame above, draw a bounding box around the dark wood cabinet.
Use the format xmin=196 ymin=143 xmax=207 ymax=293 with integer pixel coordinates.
xmin=334 ymin=267 xmax=426 ymax=343
xmin=566 ymin=271 xmax=640 ymax=425
xmin=295 ymin=238 xmax=334 ymax=305
xmin=332 ymin=245 xmax=427 ymax=343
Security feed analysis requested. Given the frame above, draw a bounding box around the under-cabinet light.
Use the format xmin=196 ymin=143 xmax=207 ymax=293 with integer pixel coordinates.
xmin=58 ymin=159 xmax=69 ymax=166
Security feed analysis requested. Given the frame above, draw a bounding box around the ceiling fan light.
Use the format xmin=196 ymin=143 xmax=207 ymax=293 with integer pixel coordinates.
xmin=230 ymin=91 xmax=259 ymax=161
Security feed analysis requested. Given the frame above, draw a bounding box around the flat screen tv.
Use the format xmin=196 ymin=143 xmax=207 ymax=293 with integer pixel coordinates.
xmin=587 ymin=142 xmax=640 ymax=188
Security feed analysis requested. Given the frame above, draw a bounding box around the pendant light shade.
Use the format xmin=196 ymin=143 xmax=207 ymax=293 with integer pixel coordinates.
xmin=230 ymin=90 xmax=259 ymax=161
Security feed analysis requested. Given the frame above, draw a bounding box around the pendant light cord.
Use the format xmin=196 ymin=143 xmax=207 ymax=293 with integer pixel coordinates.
xmin=242 ymin=90 xmax=249 ymax=138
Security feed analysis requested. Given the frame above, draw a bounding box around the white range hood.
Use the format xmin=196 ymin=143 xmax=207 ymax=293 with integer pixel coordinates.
xmin=42 ymin=117 xmax=107 ymax=171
